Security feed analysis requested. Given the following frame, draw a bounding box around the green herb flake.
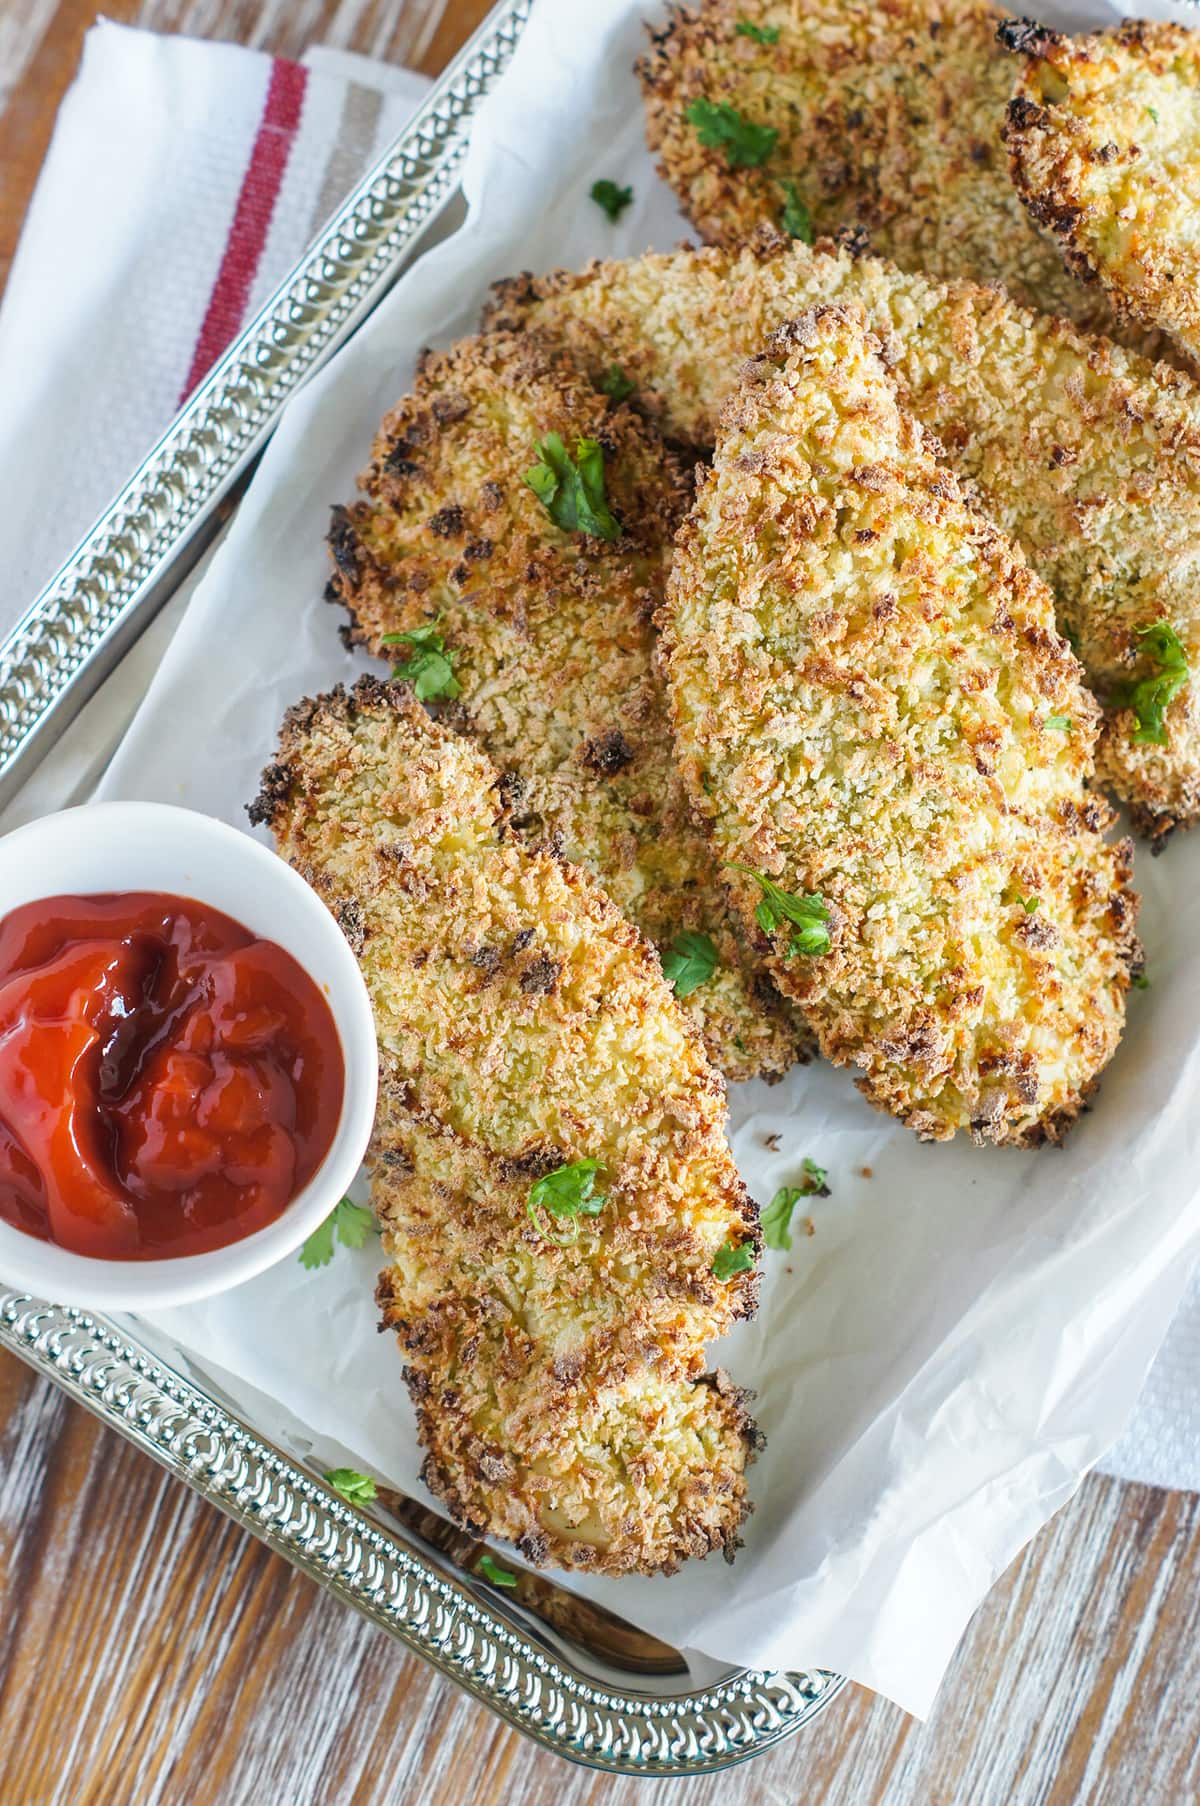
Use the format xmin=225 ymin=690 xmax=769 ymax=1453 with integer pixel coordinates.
xmin=661 ymin=929 xmax=720 ymax=999
xmin=1132 ymin=973 xmax=1151 ymax=990
xmin=597 ymin=364 xmax=637 ymax=404
xmin=528 ymin=1158 xmax=607 ymax=1245
xmin=779 ymin=179 xmax=814 ymax=243
xmin=761 ymin=1158 xmax=830 ymax=1251
xmin=712 ymin=1239 xmax=755 ymax=1279
xmin=1044 ymin=714 xmax=1072 ymax=732
xmin=685 ymin=99 xmax=779 ymax=169
xmin=299 ymin=1196 xmax=376 ymax=1269
xmin=476 ymin=1553 xmax=518 ymax=1587
xmin=326 ymin=1468 xmax=377 ymax=1506
xmin=736 ymin=18 xmax=781 ymax=42
xmin=1147 ymin=105 xmax=1159 ymax=122
xmin=382 ymin=618 xmax=461 ymax=702
xmin=1115 ymin=621 xmax=1190 ymax=746
xmin=524 ymin=433 xmax=621 ymax=542
xmin=590 ymin=178 xmax=634 ymax=223
xmin=728 ymin=862 xmax=831 ymax=956
xmin=1022 ymin=896 xmax=1041 ymax=915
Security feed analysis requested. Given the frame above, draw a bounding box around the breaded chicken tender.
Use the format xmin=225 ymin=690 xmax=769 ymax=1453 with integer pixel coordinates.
xmin=250 ymin=677 xmax=760 ymax=1573
xmin=637 ymin=0 xmax=1131 ymax=340
xmin=327 ymin=330 xmax=806 ymax=1081
xmin=487 ymin=235 xmax=1200 ymax=842
xmin=662 ymin=306 xmax=1140 ymax=1145
xmin=1003 ymin=18 xmax=1200 ymax=365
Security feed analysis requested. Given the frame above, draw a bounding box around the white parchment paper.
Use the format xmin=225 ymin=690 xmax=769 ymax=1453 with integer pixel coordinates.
xmin=89 ymin=0 xmax=1200 ymax=1717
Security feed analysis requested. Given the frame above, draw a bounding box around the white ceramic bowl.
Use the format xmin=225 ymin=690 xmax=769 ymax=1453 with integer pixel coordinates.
xmin=0 ymin=801 xmax=378 ymax=1310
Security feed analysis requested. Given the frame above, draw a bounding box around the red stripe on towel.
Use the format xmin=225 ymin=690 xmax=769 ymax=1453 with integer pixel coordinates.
xmin=179 ymin=58 xmax=308 ymax=402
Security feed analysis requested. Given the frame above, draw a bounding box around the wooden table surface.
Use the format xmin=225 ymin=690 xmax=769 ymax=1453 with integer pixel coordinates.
xmin=2 ymin=4 xmax=1200 ymax=1803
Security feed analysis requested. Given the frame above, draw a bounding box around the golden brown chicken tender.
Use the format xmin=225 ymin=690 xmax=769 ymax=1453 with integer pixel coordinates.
xmin=662 ymin=305 xmax=1140 ymax=1145
xmin=327 ymin=329 xmax=806 ymax=1081
xmin=251 ymin=677 xmax=760 ymax=1574
xmin=487 ymin=234 xmax=1200 ymax=844
xmin=1003 ymin=17 xmax=1200 ymax=366
xmin=638 ymin=0 xmax=1131 ymax=339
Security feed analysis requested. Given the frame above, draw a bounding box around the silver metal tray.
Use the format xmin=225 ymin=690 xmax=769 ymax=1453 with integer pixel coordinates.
xmin=0 ymin=0 xmax=845 ymax=1772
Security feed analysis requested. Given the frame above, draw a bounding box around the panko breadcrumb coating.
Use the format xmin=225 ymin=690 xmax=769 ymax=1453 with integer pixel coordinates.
xmin=662 ymin=306 xmax=1140 ymax=1145
xmin=327 ymin=330 xmax=806 ymax=1081
xmin=637 ymin=0 xmax=1131 ymax=340
xmin=487 ymin=234 xmax=1200 ymax=843
xmin=1003 ymin=18 xmax=1200 ymax=366
xmin=250 ymin=677 xmax=760 ymax=1574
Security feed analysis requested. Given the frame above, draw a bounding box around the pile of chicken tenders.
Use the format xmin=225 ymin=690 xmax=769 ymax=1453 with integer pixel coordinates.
xmin=255 ymin=0 xmax=1199 ymax=1577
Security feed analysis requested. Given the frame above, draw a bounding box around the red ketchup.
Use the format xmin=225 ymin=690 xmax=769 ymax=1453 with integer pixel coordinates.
xmin=0 ymin=893 xmax=344 ymax=1261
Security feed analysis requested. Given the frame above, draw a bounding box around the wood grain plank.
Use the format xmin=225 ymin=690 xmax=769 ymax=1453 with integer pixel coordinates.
xmin=3 ymin=1357 xmax=1200 ymax=1805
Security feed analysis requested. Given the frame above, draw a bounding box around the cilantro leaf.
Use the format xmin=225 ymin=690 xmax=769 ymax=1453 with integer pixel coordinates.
xmin=1044 ymin=715 xmax=1071 ymax=732
xmin=1147 ymin=105 xmax=1159 ymax=123
xmin=382 ymin=618 xmax=461 ymax=701
xmin=728 ymin=862 xmax=831 ymax=956
xmin=591 ymin=178 xmax=634 ymax=223
xmin=1021 ymin=896 xmax=1041 ymax=914
xmin=1132 ymin=973 xmax=1150 ymax=990
xmin=761 ymin=1159 xmax=829 ymax=1251
xmin=476 ymin=1553 xmax=518 ymax=1587
xmin=299 ymin=1197 xmax=376 ymax=1268
xmin=685 ymin=99 xmax=778 ymax=169
xmin=598 ymin=364 xmax=637 ymax=404
xmin=299 ymin=1214 xmax=336 ymax=1270
xmin=713 ymin=1239 xmax=755 ymax=1279
xmin=1115 ymin=621 xmax=1190 ymax=746
xmin=528 ymin=1158 xmax=606 ymax=1244
xmin=524 ymin=433 xmax=621 ymax=542
xmin=779 ymin=179 xmax=814 ymax=243
xmin=326 ymin=1468 xmax=377 ymax=1506
xmin=737 ymin=18 xmax=781 ymax=42
xmin=661 ymin=929 xmax=720 ymax=999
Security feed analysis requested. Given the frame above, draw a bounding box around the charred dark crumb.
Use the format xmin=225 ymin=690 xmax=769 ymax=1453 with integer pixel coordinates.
xmin=580 ymin=728 xmax=635 ymax=776
xmin=428 ymin=503 xmax=465 ymax=538
xmin=328 ymin=504 xmax=362 ymax=581
xmin=334 ymin=897 xmax=367 ymax=955
xmin=519 ymin=952 xmax=563 ymax=996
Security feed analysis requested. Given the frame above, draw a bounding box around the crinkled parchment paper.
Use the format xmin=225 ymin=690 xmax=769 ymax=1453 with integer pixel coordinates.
xmin=89 ymin=0 xmax=1200 ymax=1717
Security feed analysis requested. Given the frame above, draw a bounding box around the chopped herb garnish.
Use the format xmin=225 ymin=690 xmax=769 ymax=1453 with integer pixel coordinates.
xmin=1115 ymin=621 xmax=1190 ymax=746
xmin=779 ymin=179 xmax=814 ymax=243
xmin=1132 ymin=973 xmax=1150 ymax=989
xmin=598 ymin=364 xmax=637 ymax=404
xmin=761 ymin=1159 xmax=830 ymax=1251
xmin=661 ymin=929 xmax=720 ymax=999
xmin=1147 ymin=105 xmax=1159 ymax=122
xmin=736 ymin=18 xmax=781 ymax=42
xmin=1022 ymin=896 xmax=1041 ymax=914
xmin=685 ymin=99 xmax=778 ymax=168
xmin=476 ymin=1553 xmax=518 ymax=1587
xmin=528 ymin=1158 xmax=606 ymax=1244
xmin=728 ymin=863 xmax=831 ymax=956
xmin=713 ymin=1239 xmax=755 ymax=1279
xmin=1045 ymin=715 xmax=1071 ymax=732
xmin=382 ymin=618 xmax=461 ymax=702
xmin=524 ymin=433 xmax=621 ymax=542
xmin=299 ymin=1196 xmax=376 ymax=1269
xmin=326 ymin=1468 xmax=377 ymax=1506
xmin=591 ymin=178 xmax=634 ymax=223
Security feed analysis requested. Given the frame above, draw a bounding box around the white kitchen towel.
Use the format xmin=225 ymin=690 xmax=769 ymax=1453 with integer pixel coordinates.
xmin=0 ymin=21 xmax=428 ymax=629
xmin=0 ymin=16 xmax=1195 ymax=1497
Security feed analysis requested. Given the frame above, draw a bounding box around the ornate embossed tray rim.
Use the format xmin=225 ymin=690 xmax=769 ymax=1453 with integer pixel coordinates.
xmin=0 ymin=0 xmax=844 ymax=1772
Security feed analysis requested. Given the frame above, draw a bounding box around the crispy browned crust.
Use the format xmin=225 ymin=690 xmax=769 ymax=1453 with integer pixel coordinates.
xmin=485 ymin=236 xmax=1200 ymax=843
xmin=636 ymin=0 xmax=1147 ymax=344
xmin=251 ymin=676 xmax=760 ymax=1574
xmin=1002 ymin=18 xmax=1200 ymax=370
xmin=661 ymin=305 xmax=1140 ymax=1145
xmin=327 ymin=329 xmax=808 ymax=1081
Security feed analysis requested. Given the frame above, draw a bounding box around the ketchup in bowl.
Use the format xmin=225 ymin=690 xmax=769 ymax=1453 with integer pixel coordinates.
xmin=0 ymin=893 xmax=344 ymax=1261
